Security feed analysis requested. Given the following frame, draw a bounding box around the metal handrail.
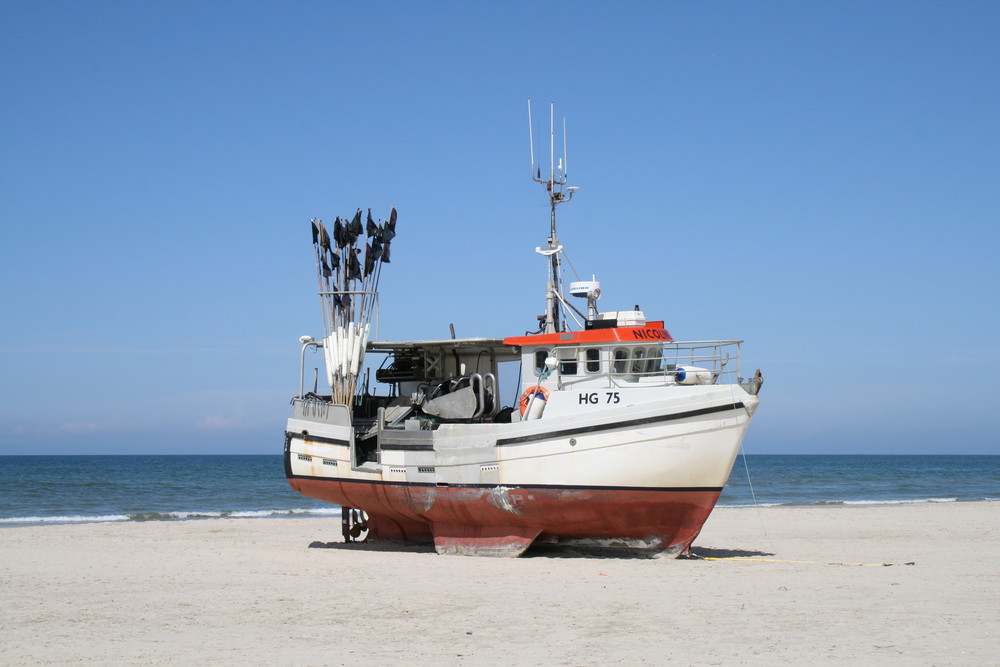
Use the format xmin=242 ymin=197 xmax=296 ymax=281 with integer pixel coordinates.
xmin=547 ymin=339 xmax=744 ymax=386
xmin=484 ymin=372 xmax=499 ymax=417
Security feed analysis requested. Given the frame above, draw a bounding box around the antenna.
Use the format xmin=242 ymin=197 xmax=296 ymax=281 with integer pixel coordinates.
xmin=527 ymin=99 xmax=578 ymax=334
xmin=563 ymin=116 xmax=568 ymax=179
xmin=527 ymin=99 xmax=535 ymax=179
xmin=549 ymin=103 xmax=555 ymax=184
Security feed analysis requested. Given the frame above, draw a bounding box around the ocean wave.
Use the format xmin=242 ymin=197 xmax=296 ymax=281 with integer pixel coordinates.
xmin=802 ymin=497 xmax=959 ymax=506
xmin=841 ymin=497 xmax=958 ymax=505
xmin=0 ymin=507 xmax=344 ymax=526
xmin=0 ymin=514 xmax=132 ymax=524
xmin=228 ymin=508 xmax=342 ymax=518
xmin=718 ymin=497 xmax=970 ymax=508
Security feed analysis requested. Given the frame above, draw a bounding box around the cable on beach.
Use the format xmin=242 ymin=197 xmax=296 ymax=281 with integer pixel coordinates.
xmin=700 ymin=557 xmax=917 ymax=567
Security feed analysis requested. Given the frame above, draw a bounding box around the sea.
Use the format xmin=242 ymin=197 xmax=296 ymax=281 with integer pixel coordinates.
xmin=0 ymin=455 xmax=997 ymax=526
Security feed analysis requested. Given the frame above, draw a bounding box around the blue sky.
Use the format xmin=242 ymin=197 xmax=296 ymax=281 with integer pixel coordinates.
xmin=1 ymin=1 xmax=997 ymax=455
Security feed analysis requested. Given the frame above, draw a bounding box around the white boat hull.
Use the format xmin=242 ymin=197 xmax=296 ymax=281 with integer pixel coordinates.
xmin=285 ymin=385 xmax=758 ymax=556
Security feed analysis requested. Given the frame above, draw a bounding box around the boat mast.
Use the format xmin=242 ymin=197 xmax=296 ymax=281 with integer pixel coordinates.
xmin=528 ymin=100 xmax=576 ymax=334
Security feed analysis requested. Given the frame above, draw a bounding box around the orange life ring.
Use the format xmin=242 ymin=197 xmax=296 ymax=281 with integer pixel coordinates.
xmin=519 ymin=386 xmax=550 ymax=415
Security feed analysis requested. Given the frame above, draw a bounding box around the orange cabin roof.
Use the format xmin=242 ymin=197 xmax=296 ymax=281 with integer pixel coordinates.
xmin=503 ymin=321 xmax=673 ymax=347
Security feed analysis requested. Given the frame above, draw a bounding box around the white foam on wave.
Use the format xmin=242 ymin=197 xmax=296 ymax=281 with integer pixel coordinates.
xmin=842 ymin=497 xmax=958 ymax=505
xmin=719 ymin=497 xmax=971 ymax=508
xmin=228 ymin=507 xmax=342 ymax=518
xmin=0 ymin=514 xmax=131 ymax=524
xmin=0 ymin=507 xmax=344 ymax=526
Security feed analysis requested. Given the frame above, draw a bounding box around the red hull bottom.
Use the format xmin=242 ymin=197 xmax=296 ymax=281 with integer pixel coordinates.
xmin=289 ymin=477 xmax=721 ymax=557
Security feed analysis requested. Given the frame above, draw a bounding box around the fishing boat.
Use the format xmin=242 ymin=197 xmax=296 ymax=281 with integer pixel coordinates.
xmin=284 ymin=105 xmax=763 ymax=557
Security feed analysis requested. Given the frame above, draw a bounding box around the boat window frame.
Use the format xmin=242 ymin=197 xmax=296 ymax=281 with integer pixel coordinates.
xmin=584 ymin=348 xmax=601 ymax=374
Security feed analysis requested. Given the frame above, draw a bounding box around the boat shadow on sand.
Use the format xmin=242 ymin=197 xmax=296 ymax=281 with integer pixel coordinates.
xmin=308 ymin=540 xmax=435 ymax=554
xmin=307 ymin=540 xmax=773 ymax=560
xmin=523 ymin=544 xmax=775 ymax=560
xmin=686 ymin=546 xmax=775 ymax=559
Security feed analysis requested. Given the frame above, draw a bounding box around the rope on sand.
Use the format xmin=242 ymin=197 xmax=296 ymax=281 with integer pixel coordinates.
xmin=701 ymin=557 xmax=916 ymax=567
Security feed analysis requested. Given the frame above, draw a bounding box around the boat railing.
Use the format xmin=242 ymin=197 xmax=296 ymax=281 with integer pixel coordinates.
xmin=549 ymin=339 xmax=744 ymax=388
xmin=291 ymin=397 xmax=352 ymax=426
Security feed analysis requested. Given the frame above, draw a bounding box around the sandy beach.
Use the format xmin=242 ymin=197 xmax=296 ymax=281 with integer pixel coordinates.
xmin=2 ymin=502 xmax=997 ymax=665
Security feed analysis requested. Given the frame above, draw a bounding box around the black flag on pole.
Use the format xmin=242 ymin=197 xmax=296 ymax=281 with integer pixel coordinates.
xmin=333 ymin=217 xmax=346 ymax=249
xmin=364 ymin=243 xmax=375 ymax=276
xmin=348 ymin=249 xmax=362 ymax=280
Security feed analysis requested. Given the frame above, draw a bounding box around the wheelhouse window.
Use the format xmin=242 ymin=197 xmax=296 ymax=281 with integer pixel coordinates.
xmin=612 ymin=348 xmax=629 ymax=375
xmin=646 ymin=345 xmax=664 ymax=374
xmin=534 ymin=349 xmax=550 ymax=375
xmin=557 ymin=348 xmax=578 ymax=376
xmin=585 ymin=348 xmax=601 ymax=374
xmin=630 ymin=348 xmax=647 ymax=375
